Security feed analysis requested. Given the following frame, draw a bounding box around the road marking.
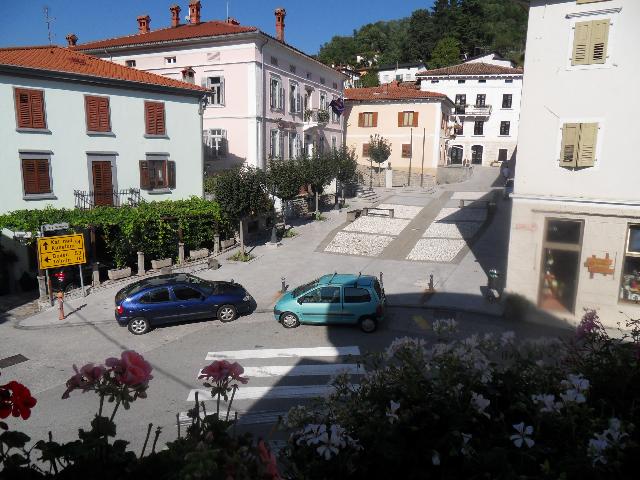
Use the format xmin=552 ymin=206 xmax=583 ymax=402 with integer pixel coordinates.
xmin=197 ymin=363 xmax=365 ymax=378
xmin=205 ymin=346 xmax=360 ymax=361
xmin=188 ymin=384 xmax=360 ymax=401
xmin=178 ymin=410 xmax=288 ymax=426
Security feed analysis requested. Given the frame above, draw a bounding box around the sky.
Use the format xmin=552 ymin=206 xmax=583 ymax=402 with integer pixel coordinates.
xmin=0 ymin=0 xmax=434 ymax=55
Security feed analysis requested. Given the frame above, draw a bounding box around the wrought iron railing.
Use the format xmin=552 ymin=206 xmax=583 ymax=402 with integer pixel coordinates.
xmin=74 ymin=188 xmax=142 ymax=209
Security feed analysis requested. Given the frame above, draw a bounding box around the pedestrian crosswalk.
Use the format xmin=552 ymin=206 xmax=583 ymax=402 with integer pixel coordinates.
xmin=181 ymin=345 xmax=363 ymax=426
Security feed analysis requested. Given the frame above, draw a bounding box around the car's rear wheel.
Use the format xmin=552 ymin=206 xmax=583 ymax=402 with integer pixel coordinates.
xmin=359 ymin=316 xmax=378 ymax=333
xmin=218 ymin=304 xmax=237 ymax=323
xmin=128 ymin=317 xmax=150 ymax=335
xmin=280 ymin=312 xmax=300 ymax=329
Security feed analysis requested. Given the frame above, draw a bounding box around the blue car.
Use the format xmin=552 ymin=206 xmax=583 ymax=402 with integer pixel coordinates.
xmin=274 ymin=273 xmax=385 ymax=333
xmin=115 ymin=273 xmax=254 ymax=335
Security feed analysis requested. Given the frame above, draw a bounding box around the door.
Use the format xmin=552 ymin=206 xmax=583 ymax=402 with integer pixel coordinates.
xmin=498 ymin=149 xmax=508 ymax=164
xmin=172 ymin=285 xmax=209 ymax=320
xmin=92 ymin=161 xmax=113 ymax=206
xmin=137 ymin=287 xmax=175 ymax=324
xmin=471 ymin=145 xmax=483 ymax=165
xmin=450 ymin=145 xmax=463 ymax=165
xmin=297 ymin=286 xmax=343 ymax=324
xmin=343 ymin=287 xmax=374 ymax=325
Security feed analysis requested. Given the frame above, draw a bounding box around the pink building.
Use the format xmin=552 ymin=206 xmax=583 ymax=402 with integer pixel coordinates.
xmin=74 ymin=1 xmax=345 ymax=173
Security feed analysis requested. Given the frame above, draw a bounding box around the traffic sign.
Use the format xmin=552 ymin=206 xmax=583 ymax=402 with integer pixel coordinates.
xmin=37 ymin=234 xmax=86 ymax=269
xmin=43 ymin=222 xmax=70 ymax=232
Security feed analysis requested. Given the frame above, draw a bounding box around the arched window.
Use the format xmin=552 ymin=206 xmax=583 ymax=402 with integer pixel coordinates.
xmin=450 ymin=145 xmax=464 ymax=165
xmin=471 ymin=145 xmax=483 ymax=165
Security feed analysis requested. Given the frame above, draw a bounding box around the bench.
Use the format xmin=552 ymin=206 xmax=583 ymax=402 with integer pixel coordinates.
xmin=346 ymin=209 xmax=362 ymax=222
xmin=363 ymin=207 xmax=395 ymax=219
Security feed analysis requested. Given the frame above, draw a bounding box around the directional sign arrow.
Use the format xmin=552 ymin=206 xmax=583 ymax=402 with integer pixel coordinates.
xmin=44 ymin=256 xmax=50 ymax=263
xmin=42 ymin=241 xmax=49 ymax=250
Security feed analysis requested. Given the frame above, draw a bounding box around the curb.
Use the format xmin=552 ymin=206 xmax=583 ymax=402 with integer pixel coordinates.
xmin=386 ymin=303 xmax=504 ymax=319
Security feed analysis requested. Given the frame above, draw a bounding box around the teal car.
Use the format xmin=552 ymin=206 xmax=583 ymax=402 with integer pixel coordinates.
xmin=274 ymin=273 xmax=385 ymax=333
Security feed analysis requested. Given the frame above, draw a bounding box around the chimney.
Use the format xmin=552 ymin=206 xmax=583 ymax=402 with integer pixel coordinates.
xmin=226 ymin=17 xmax=240 ymax=25
xmin=274 ymin=7 xmax=286 ymax=43
xmin=66 ymin=33 xmax=78 ymax=47
xmin=137 ymin=15 xmax=150 ymax=34
xmin=170 ymin=4 xmax=181 ymax=28
xmin=189 ymin=0 xmax=201 ymax=25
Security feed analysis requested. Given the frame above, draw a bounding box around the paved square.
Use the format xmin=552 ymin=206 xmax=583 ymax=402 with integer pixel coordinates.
xmin=451 ymin=191 xmax=491 ymax=200
xmin=375 ymin=204 xmax=423 ymax=219
xmin=325 ymin=232 xmax=394 ymax=257
xmin=343 ymin=216 xmax=410 ymax=236
xmin=407 ymin=238 xmax=467 ymax=262
xmin=434 ymin=207 xmax=487 ymax=222
xmin=423 ymin=222 xmax=482 ymax=239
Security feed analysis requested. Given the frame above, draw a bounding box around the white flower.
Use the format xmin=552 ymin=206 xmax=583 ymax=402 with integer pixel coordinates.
xmin=531 ymin=394 xmax=562 ymax=414
xmin=510 ymin=422 xmax=534 ymax=448
xmin=500 ymin=331 xmax=516 ymax=346
xmin=588 ymin=437 xmax=609 ymax=465
xmin=432 ymin=318 xmax=458 ymax=335
xmin=560 ymin=374 xmax=589 ymax=404
xmin=460 ymin=432 xmax=474 ymax=457
xmin=317 ymin=444 xmax=339 ymax=460
xmin=470 ymin=392 xmax=491 ymax=418
xmin=431 ymin=451 xmax=440 ymax=466
xmin=386 ymin=400 xmax=400 ymax=424
xmin=462 ymin=334 xmax=480 ymax=349
xmin=295 ymin=423 xmax=361 ymax=459
xmin=385 ymin=337 xmax=426 ymax=359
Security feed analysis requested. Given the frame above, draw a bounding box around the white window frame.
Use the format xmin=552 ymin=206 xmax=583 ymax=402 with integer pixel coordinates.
xmin=270 ymin=129 xmax=283 ymax=159
xmin=270 ymin=76 xmax=284 ymax=111
xmin=289 ymin=80 xmax=301 ymax=114
xmin=125 ymin=60 xmax=136 ymax=67
xmin=165 ymin=56 xmax=177 ymax=65
xmin=203 ymin=129 xmax=227 ymax=159
xmin=331 ymin=136 xmax=337 ymax=151
xmin=206 ymin=76 xmax=225 ymax=106
xmin=289 ymin=131 xmax=300 ymax=159
xmin=320 ymin=91 xmax=327 ymax=111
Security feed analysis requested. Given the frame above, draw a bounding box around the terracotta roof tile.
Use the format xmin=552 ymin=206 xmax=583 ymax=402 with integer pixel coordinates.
xmin=74 ymin=21 xmax=257 ymax=51
xmin=416 ymin=62 xmax=523 ymax=77
xmin=0 ymin=45 xmax=207 ymax=93
xmin=344 ymin=82 xmax=448 ymax=102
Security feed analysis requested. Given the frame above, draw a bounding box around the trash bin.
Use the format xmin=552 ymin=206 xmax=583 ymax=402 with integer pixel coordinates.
xmin=487 ymin=269 xmax=501 ymax=291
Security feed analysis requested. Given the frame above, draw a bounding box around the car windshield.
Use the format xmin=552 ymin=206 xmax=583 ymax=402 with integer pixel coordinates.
xmin=291 ymin=278 xmax=319 ymax=297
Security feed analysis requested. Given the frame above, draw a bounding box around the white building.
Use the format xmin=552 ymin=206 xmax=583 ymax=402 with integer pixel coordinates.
xmin=506 ymin=0 xmax=639 ymax=327
xmin=416 ymin=61 xmax=523 ymax=167
xmin=75 ymin=1 xmax=345 ymax=173
xmin=378 ymin=62 xmax=426 ymax=84
xmin=463 ymin=52 xmax=515 ymax=68
xmin=0 ymin=45 xmax=205 ymax=215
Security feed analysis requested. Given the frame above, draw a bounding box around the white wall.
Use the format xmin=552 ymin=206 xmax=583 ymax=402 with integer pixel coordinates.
xmin=378 ymin=65 xmax=426 ymax=84
xmin=514 ymin=0 xmax=637 ymax=202
xmin=0 ymin=75 xmax=203 ymax=214
xmin=420 ymin=75 xmax=522 ymax=165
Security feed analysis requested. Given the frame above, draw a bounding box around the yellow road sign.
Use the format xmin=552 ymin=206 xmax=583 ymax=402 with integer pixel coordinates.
xmin=37 ymin=234 xmax=86 ymax=269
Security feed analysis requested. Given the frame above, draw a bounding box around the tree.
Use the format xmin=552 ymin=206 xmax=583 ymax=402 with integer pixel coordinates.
xmin=405 ymin=9 xmax=437 ymax=63
xmin=333 ymin=146 xmax=358 ymax=203
xmin=429 ymin=36 xmax=461 ymax=68
xmin=211 ymin=167 xmax=270 ymax=254
xmin=266 ymin=158 xmax=303 ymax=225
xmin=360 ymin=69 xmax=380 ymax=88
xmin=368 ymin=134 xmax=392 ymax=191
xmin=298 ymin=152 xmax=337 ymax=219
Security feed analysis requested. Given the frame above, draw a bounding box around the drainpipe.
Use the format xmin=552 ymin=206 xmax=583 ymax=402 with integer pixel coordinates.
xmin=257 ymin=37 xmax=269 ymax=170
xmin=199 ymin=94 xmax=208 ymax=198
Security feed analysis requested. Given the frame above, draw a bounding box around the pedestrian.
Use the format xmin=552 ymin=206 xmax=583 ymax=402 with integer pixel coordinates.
xmin=501 ymin=162 xmax=510 ymax=185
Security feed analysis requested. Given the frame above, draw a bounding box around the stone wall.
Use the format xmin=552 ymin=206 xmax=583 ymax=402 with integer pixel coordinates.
xmin=436 ymin=165 xmax=474 ymax=185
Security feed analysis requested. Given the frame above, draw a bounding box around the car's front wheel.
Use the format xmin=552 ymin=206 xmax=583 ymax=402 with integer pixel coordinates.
xmin=218 ymin=304 xmax=237 ymax=323
xmin=128 ymin=317 xmax=150 ymax=335
xmin=280 ymin=312 xmax=300 ymax=329
xmin=359 ymin=316 xmax=378 ymax=333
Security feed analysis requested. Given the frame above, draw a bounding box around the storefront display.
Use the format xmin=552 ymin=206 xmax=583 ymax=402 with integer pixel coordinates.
xmin=620 ymin=225 xmax=640 ymax=303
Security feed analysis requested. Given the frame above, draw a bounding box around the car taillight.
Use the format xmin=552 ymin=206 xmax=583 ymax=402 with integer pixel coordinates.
xmin=116 ymin=305 xmax=124 ymax=315
xmin=54 ymin=272 xmax=65 ymax=280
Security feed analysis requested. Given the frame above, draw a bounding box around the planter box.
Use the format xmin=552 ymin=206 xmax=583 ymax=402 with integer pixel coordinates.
xmin=151 ymin=258 xmax=172 ymax=270
xmin=347 ymin=209 xmax=362 ymax=222
xmin=189 ymin=248 xmax=209 ymax=261
xmin=221 ymin=238 xmax=236 ymax=249
xmin=107 ymin=267 xmax=131 ymax=281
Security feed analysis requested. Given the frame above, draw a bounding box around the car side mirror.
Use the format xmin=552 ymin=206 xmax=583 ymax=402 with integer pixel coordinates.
xmin=297 ymin=298 xmax=303 ymax=305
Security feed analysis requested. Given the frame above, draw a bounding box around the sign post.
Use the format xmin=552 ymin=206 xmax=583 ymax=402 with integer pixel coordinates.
xmin=37 ymin=233 xmax=87 ymax=297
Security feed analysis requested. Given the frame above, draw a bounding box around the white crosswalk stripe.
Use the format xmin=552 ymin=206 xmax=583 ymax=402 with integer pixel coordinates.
xmin=183 ymin=345 xmax=363 ymax=426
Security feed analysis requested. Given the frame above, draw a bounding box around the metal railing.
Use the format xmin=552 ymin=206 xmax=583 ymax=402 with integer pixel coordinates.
xmin=74 ymin=188 xmax=142 ymax=209
xmin=303 ymin=108 xmax=330 ymax=124
xmin=456 ymin=104 xmax=493 ymax=117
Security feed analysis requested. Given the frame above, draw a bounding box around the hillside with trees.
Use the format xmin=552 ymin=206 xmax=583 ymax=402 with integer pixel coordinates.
xmin=318 ymin=0 xmax=529 ymax=70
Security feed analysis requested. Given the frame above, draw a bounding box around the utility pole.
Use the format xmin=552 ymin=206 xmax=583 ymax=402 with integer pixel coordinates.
xmin=43 ymin=6 xmax=55 ymax=46
xmin=408 ymin=128 xmax=413 ymax=187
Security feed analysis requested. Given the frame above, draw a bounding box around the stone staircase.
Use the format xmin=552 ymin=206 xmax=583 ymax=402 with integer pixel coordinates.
xmin=355 ymin=184 xmax=381 ymax=204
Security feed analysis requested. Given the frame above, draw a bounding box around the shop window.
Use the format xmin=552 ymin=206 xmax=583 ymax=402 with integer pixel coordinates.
xmin=539 ymin=219 xmax=583 ymax=313
xmin=620 ymin=225 xmax=640 ymax=303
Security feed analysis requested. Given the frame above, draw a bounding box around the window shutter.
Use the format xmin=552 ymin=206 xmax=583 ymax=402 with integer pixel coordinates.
xmin=15 ymin=89 xmax=33 ymax=128
xmin=398 ymin=112 xmax=404 ymax=127
xmin=412 ymin=112 xmax=419 ymax=127
xmin=168 ymin=161 xmax=176 ymax=189
xmin=402 ymin=144 xmax=412 ymax=158
xmin=36 ymin=160 xmax=51 ymax=193
xmin=21 ymin=159 xmax=38 ymax=194
xmin=156 ymin=103 xmax=166 ymax=135
xmin=572 ymin=21 xmax=591 ymax=66
xmin=98 ymin=97 xmax=110 ymax=132
xmin=372 ymin=112 xmax=378 ymax=127
xmin=560 ymin=123 xmax=579 ymax=167
xmin=139 ymin=160 xmax=151 ymax=189
xmin=589 ymin=20 xmax=609 ymax=64
xmin=362 ymin=143 xmax=370 ymax=157
xmin=28 ymin=90 xmax=45 ymax=129
xmin=358 ymin=113 xmax=364 ymax=127
xmin=144 ymin=102 xmax=156 ymax=134
xmin=220 ymin=77 xmax=225 ymax=105
xmin=85 ymin=96 xmax=99 ymax=131
xmin=577 ymin=123 xmax=598 ymax=167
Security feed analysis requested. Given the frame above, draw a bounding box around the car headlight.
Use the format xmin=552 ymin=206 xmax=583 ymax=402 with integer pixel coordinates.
xmin=243 ymin=294 xmax=252 ymax=301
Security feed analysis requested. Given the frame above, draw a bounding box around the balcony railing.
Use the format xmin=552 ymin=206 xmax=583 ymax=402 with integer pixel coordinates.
xmin=304 ymin=108 xmax=330 ymax=125
xmin=74 ymin=188 xmax=142 ymax=210
xmin=455 ymin=104 xmax=492 ymax=117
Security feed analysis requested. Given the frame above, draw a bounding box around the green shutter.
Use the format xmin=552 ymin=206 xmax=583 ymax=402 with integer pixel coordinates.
xmin=589 ymin=20 xmax=609 ymax=64
xmin=577 ymin=123 xmax=598 ymax=168
xmin=560 ymin=124 xmax=579 ymax=167
xmin=572 ymin=21 xmax=591 ymax=66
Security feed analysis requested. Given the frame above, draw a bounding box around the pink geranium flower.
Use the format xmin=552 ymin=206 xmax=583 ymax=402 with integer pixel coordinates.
xmin=62 ymin=363 xmax=106 ymax=399
xmin=199 ymin=360 xmax=248 ymax=384
xmin=106 ymin=351 xmax=153 ymax=387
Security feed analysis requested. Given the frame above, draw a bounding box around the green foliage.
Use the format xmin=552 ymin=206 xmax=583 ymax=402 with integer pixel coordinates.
xmin=360 ymin=70 xmax=380 ymax=87
xmin=0 ymin=198 xmax=228 ymax=268
xmin=333 ymin=146 xmax=358 ymax=186
xmin=282 ymin=228 xmax=297 ymax=238
xmin=369 ymin=134 xmax=392 ymax=164
xmin=317 ymin=0 xmax=528 ymax=70
xmin=298 ymin=151 xmax=337 ymax=200
xmin=228 ymin=251 xmax=254 ymax=262
xmin=267 ymin=158 xmax=303 ymax=202
xmin=209 ymin=167 xmax=272 ymax=225
xmin=429 ymin=36 xmax=462 ymax=68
